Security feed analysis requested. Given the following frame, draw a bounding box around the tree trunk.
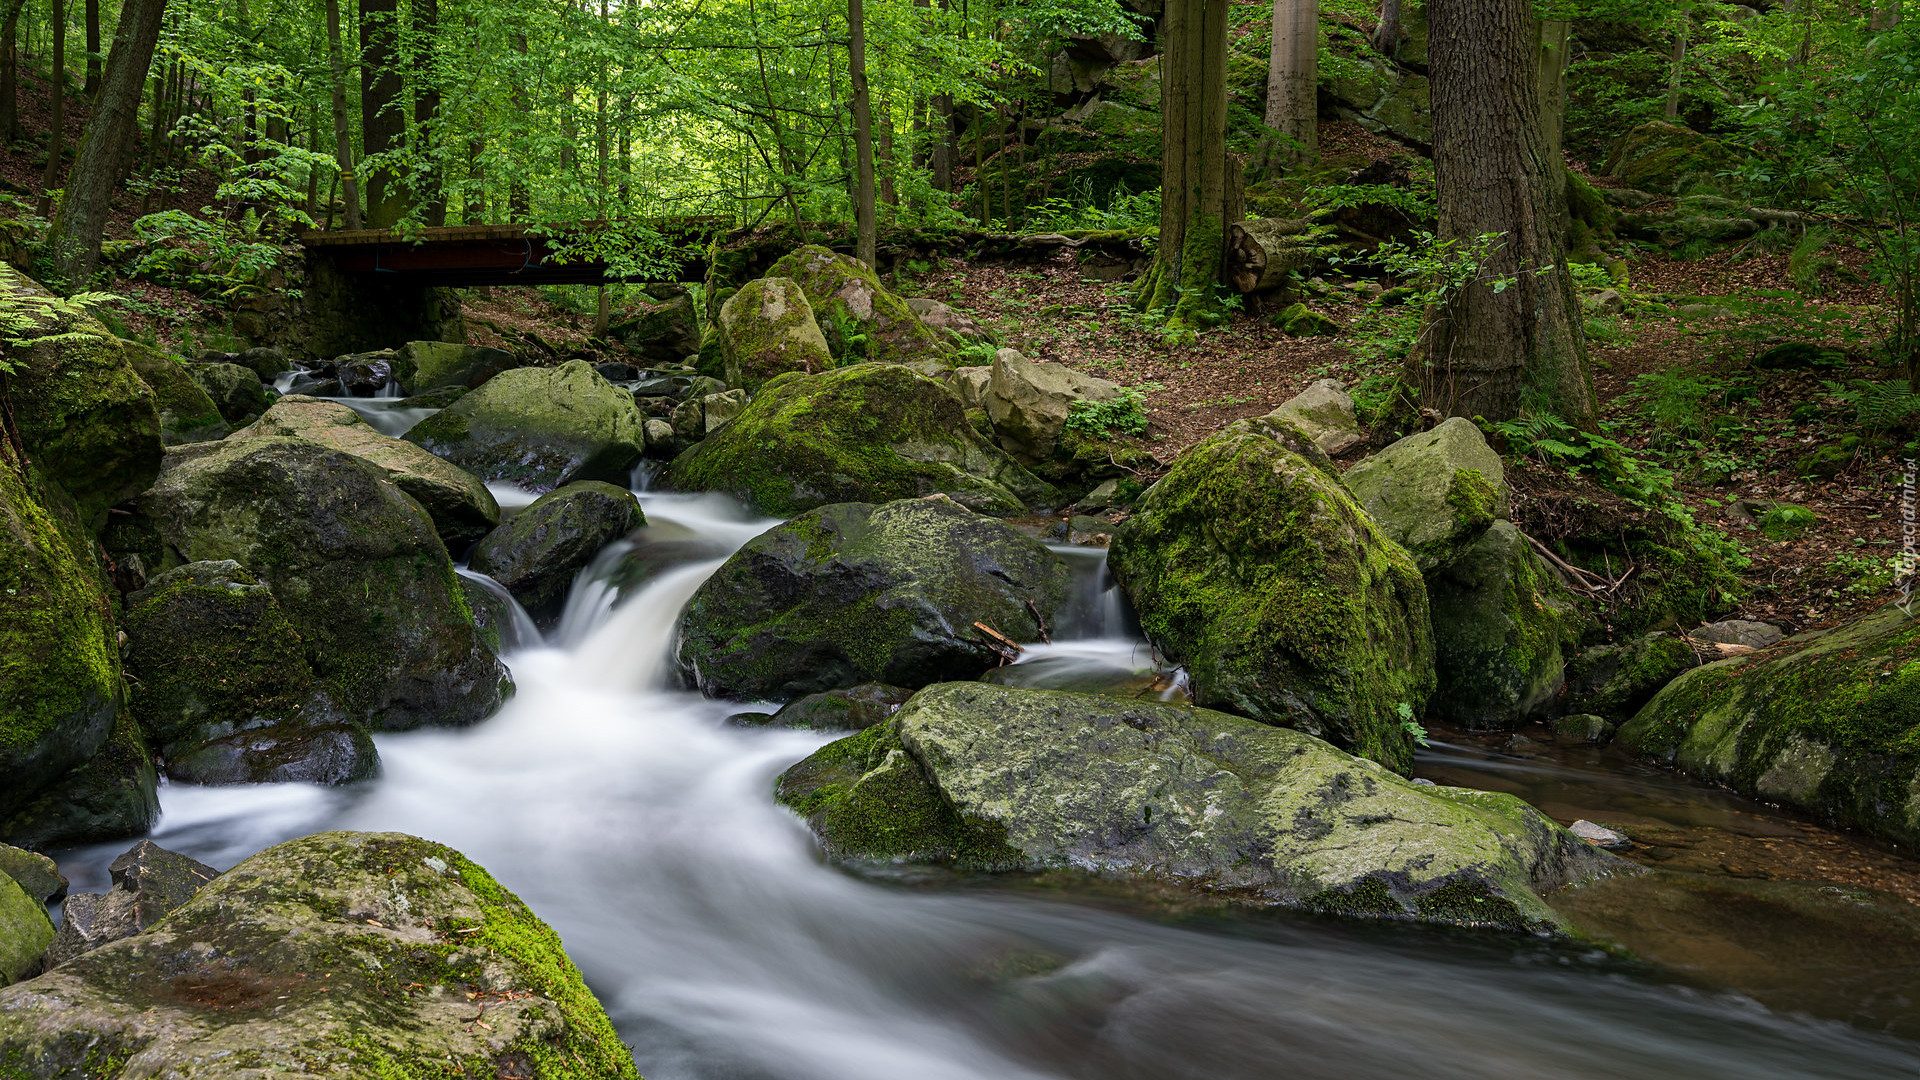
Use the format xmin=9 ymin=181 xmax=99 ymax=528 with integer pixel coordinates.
xmin=45 ymin=0 xmax=167 ymax=287
xmin=1537 ymin=17 xmax=1569 ymax=166
xmin=325 ymin=0 xmax=362 ymax=230
xmin=82 ymin=0 xmax=98 ymax=97
xmin=508 ymin=27 xmax=529 ymax=221
xmin=1869 ymin=0 xmax=1901 ymax=30
xmin=0 ymin=0 xmax=27 ymax=142
xmin=36 ymin=0 xmax=64 ymax=219
xmin=1372 ymin=0 xmax=1403 ymax=58
xmin=1226 ymin=217 xmax=1311 ymax=293
xmin=412 ymin=0 xmax=443 ymax=225
xmin=359 ymin=0 xmax=408 ymax=227
xmin=1135 ymin=0 xmax=1231 ymax=330
xmin=930 ymin=94 xmax=953 ymax=192
xmin=1416 ymin=0 xmax=1594 ymax=427
xmin=1664 ymin=11 xmax=1689 ymax=120
xmin=1261 ymin=0 xmax=1317 ymax=177
xmin=877 ymin=99 xmax=897 ymax=208
xmin=849 ymin=0 xmax=877 ymax=268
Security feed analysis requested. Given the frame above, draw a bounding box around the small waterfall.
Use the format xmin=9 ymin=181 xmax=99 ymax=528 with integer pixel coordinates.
xmin=456 ymin=567 xmax=544 ymax=654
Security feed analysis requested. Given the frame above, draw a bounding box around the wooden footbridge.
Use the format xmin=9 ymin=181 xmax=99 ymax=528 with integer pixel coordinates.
xmin=298 ymin=220 xmax=720 ymax=287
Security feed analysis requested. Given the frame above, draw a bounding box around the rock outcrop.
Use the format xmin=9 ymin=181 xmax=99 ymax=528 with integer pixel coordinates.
xmin=779 ymin=684 xmax=1625 ymax=933
xmin=679 ymin=498 xmax=1070 ymax=700
xmin=982 ymin=348 xmax=1127 ymax=465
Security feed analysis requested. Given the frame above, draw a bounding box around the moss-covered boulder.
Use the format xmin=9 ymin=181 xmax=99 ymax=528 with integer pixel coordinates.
xmin=743 ymin=683 xmax=912 ymax=731
xmin=121 ymin=341 xmax=228 ymax=446
xmin=0 ymin=709 xmax=158 ymax=851
xmin=766 ymin=245 xmax=952 ymax=366
xmin=1617 ymin=604 xmax=1920 ymax=848
xmin=237 ymin=396 xmax=501 ymax=548
xmin=1108 ymin=421 xmax=1435 ymax=772
xmin=470 ymin=482 xmax=643 ymax=617
xmin=778 ymin=683 xmax=1626 ymax=932
xmin=1343 ymin=417 xmax=1507 ymax=573
xmin=0 ymin=832 xmax=640 ymax=1080
xmin=188 ymin=361 xmax=278 ymax=425
xmin=679 ymin=498 xmax=1071 ymax=701
xmin=123 ymin=561 xmax=377 ymax=786
xmin=719 ymin=276 xmax=834 ymax=394
xmin=404 ymin=360 xmax=647 ymax=494
xmin=0 ymin=463 xmax=122 ymax=823
xmin=0 ymin=845 xmax=65 ymax=906
xmin=1605 ymin=120 xmax=1737 ymax=196
xmin=1563 ymin=631 xmax=1698 ymax=719
xmin=610 ymin=284 xmax=702 ymax=361
xmin=1265 ymin=379 xmax=1363 ymax=456
xmin=394 ymin=340 xmax=515 ymax=392
xmin=1427 ymin=522 xmax=1584 ymax=729
xmin=135 ymin=437 xmax=508 ymax=731
xmin=0 ymin=266 xmax=162 ymax=529
xmin=0 ymin=872 xmax=53 ymax=985
xmin=664 ymin=363 xmax=1058 ymax=515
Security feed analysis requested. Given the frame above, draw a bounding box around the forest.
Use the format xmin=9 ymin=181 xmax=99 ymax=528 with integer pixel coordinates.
xmin=1 ymin=0 xmax=1919 ymax=1077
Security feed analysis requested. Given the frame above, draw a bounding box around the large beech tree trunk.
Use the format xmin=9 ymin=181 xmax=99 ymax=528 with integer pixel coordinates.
xmin=1416 ymin=0 xmax=1595 ymax=427
xmin=412 ymin=0 xmax=443 ymax=226
xmin=1136 ymin=0 xmax=1231 ymax=329
xmin=45 ymin=0 xmax=167 ymax=286
xmin=360 ymin=0 xmax=408 ymax=228
xmin=1261 ymin=0 xmax=1317 ymax=176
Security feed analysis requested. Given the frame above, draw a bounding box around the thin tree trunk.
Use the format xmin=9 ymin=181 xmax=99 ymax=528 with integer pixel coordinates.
xmin=325 ymin=0 xmax=362 ymax=229
xmin=849 ymin=0 xmax=877 ymax=268
xmin=82 ymin=0 xmax=98 ymax=96
xmin=36 ymin=0 xmax=64 ymax=218
xmin=1372 ymin=0 xmax=1403 ymax=58
xmin=877 ymin=99 xmax=897 ymax=208
xmin=1664 ymin=11 xmax=1688 ymax=120
xmin=465 ymin=135 xmax=484 ymax=223
xmin=1261 ymin=0 xmax=1317 ymax=177
xmin=0 ymin=0 xmax=27 ymax=142
xmin=1869 ymin=0 xmax=1901 ymax=30
xmin=360 ymin=0 xmax=407 ymax=226
xmin=1136 ymin=0 xmax=1231 ymax=330
xmin=1416 ymin=0 xmax=1594 ymax=427
xmin=45 ymin=0 xmax=167 ymax=286
xmin=508 ymin=26 xmax=529 ymax=220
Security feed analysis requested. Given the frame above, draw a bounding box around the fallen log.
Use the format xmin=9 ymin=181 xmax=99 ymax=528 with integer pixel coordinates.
xmin=1226 ymin=217 xmax=1313 ymax=294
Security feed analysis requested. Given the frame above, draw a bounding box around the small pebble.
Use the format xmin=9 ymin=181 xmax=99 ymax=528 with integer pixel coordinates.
xmin=1570 ymin=820 xmax=1632 ymax=849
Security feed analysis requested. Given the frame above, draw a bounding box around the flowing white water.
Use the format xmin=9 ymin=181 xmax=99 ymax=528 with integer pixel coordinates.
xmin=56 ymin=494 xmax=1920 ymax=1078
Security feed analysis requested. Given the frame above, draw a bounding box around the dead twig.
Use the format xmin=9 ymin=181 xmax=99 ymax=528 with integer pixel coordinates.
xmin=1025 ymin=599 xmax=1052 ymax=644
xmin=972 ymin=621 xmax=1023 ymax=666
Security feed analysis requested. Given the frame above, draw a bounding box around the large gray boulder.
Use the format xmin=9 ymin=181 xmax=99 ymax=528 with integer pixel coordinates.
xmin=1562 ymin=631 xmax=1698 ymax=719
xmin=779 ymin=684 xmax=1626 ymax=933
xmin=235 ymin=396 xmax=501 ymax=548
xmin=1343 ymin=417 xmax=1508 ymax=573
xmin=0 ymin=833 xmax=640 ymax=1080
xmin=135 ymin=437 xmax=508 ymax=731
xmin=664 ymin=363 xmax=1059 ymax=516
xmin=679 ymin=498 xmax=1071 ymax=701
xmin=610 ymin=283 xmax=702 ymax=361
xmin=404 ymin=360 xmax=647 ymax=494
xmin=719 ymin=276 xmax=834 ymax=394
xmin=1108 ymin=419 xmax=1435 ymax=773
xmin=984 ymin=348 xmax=1128 ymax=465
xmin=1265 ymin=378 xmax=1363 ymax=456
xmin=0 ymin=711 xmax=158 ymax=851
xmin=1426 ymin=522 xmax=1584 ymax=728
xmin=123 ymin=561 xmax=377 ymax=786
xmin=43 ymin=841 xmax=218 ymax=969
xmin=470 ymin=481 xmax=644 ymax=617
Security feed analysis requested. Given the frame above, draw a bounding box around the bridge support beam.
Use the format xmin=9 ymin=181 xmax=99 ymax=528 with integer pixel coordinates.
xmin=290 ymin=253 xmax=467 ymax=362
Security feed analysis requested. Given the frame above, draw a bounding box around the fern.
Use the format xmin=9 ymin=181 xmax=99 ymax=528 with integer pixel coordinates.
xmin=1823 ymin=378 xmax=1920 ymax=433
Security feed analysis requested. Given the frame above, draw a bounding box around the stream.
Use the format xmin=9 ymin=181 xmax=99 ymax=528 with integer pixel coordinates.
xmin=51 ymin=490 xmax=1920 ymax=1078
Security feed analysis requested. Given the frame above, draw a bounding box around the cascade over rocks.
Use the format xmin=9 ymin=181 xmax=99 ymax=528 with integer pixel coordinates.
xmin=404 ymin=360 xmax=647 ymax=494
xmin=678 ymin=498 xmax=1071 ymax=701
xmin=778 ymin=684 xmax=1626 ymax=933
xmin=1107 ymin=419 xmax=1435 ymax=772
xmin=1618 ymin=604 xmax=1920 ymax=849
xmin=121 ymin=341 xmax=229 ymax=446
xmin=0 ymin=832 xmax=639 ymax=1080
xmin=718 ymin=276 xmax=834 ymax=394
xmin=43 ymin=841 xmax=218 ymax=969
xmin=664 ymin=363 xmax=1059 ymax=515
xmin=1342 ymin=417 xmax=1507 ymax=573
xmin=0 ymin=267 xmax=163 ymax=530
xmin=135 ymin=437 xmax=508 ymax=731
xmin=237 ymin=396 xmax=501 ymax=548
xmin=766 ymin=246 xmax=954 ymax=367
xmin=470 ymin=481 xmax=644 ymax=618
xmin=123 ymin=561 xmax=378 ymax=786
